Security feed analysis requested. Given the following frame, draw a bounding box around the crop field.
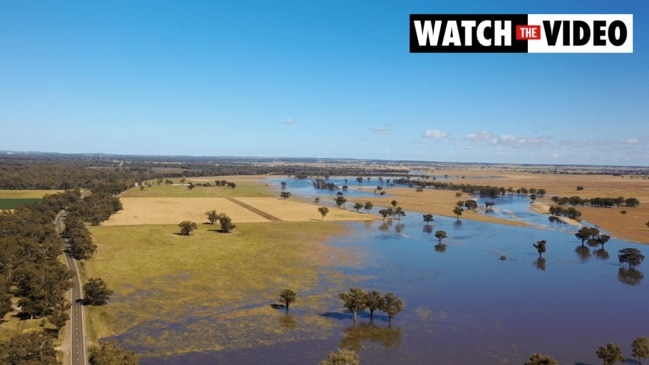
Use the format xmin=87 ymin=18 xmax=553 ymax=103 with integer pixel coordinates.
xmin=104 ymin=197 xmax=372 ymax=226
xmin=121 ymin=177 xmax=275 ymax=198
xmin=0 ymin=190 xmax=60 ymax=209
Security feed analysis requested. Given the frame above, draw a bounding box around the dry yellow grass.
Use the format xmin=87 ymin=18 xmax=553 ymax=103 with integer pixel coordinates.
xmin=104 ymin=197 xmax=374 ymax=226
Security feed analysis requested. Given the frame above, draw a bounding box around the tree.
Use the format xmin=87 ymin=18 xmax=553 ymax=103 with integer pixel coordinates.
xmin=339 ymin=288 xmax=368 ymax=321
xmin=335 ymin=196 xmax=347 ymax=208
xmin=218 ymin=214 xmax=235 ymax=233
xmin=453 ymin=206 xmax=464 ymax=221
xmin=423 ymin=214 xmax=434 ymax=225
xmin=625 ymin=197 xmax=640 ymax=207
xmin=619 ymin=247 xmax=645 ymax=268
xmin=464 ymin=200 xmax=478 ymax=210
xmin=356 ymin=177 xmax=363 ymax=185
xmin=279 ymin=289 xmax=296 ymax=312
xmin=524 ymin=353 xmax=558 ymax=365
xmin=83 ymin=278 xmax=113 ymax=305
xmin=533 ymin=240 xmax=547 ymax=258
xmin=382 ymin=292 xmax=404 ymax=323
xmin=393 ymin=207 xmax=405 ymax=220
xmin=596 ymin=343 xmax=624 ymax=365
xmin=632 ymin=336 xmax=649 ymax=365
xmin=205 ymin=210 xmax=218 ymax=224
xmin=314 ymin=197 xmax=320 ymax=204
xmin=363 ymin=201 xmax=373 ymax=211
xmin=89 ymin=340 xmax=139 ymax=365
xmin=353 ymin=202 xmax=363 ymax=212
xmin=318 ymin=207 xmax=329 ymax=221
xmin=319 ymin=349 xmax=360 ymax=365
xmin=365 ymin=290 xmax=384 ymax=321
xmin=280 ymin=181 xmax=287 ymax=190
xmin=390 ymin=200 xmax=398 ymax=209
xmin=434 ymin=230 xmax=447 ymax=244
xmin=575 ymin=226 xmax=599 ymax=247
xmin=178 ymin=221 xmax=197 ymax=235
xmin=589 ymin=234 xmax=610 ymax=249
xmin=0 ymin=332 xmax=58 ymax=364
xmin=378 ymin=208 xmax=393 ymax=221
xmin=280 ymin=191 xmax=291 ymax=199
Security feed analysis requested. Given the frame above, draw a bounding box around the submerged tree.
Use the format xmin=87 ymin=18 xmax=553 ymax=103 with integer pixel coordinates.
xmin=335 ymin=196 xmax=347 ymax=208
xmin=353 ymin=202 xmax=363 ymax=212
xmin=279 ymin=289 xmax=296 ymax=312
xmin=382 ymin=293 xmax=404 ymax=323
xmin=632 ymin=336 xmax=649 ymax=365
xmin=596 ymin=343 xmax=624 ymax=365
xmin=533 ymin=240 xmax=547 ymax=258
xmin=524 ymin=353 xmax=558 ymax=365
xmin=423 ymin=214 xmax=434 ymax=225
xmin=575 ymin=226 xmax=599 ymax=247
xmin=434 ymin=230 xmax=447 ymax=245
xmin=319 ymin=349 xmax=360 ymax=365
xmin=619 ymin=247 xmax=645 ymax=269
xmin=339 ymin=288 xmax=368 ymax=321
xmin=365 ymin=290 xmax=384 ymax=321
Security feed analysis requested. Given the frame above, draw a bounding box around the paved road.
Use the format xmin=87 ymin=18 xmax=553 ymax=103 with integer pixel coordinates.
xmin=56 ymin=211 xmax=88 ymax=365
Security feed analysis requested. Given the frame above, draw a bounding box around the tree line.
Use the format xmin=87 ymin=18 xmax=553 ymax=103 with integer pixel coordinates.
xmin=392 ymin=177 xmax=546 ymax=199
xmin=551 ymin=195 xmax=640 ymax=208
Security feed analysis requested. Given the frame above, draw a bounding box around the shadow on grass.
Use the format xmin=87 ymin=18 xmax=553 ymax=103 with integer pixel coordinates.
xmin=319 ymin=311 xmax=389 ymax=322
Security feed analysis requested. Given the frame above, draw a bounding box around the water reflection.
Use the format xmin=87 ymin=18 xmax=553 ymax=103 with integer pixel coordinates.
xmin=422 ymin=225 xmax=433 ymax=234
xmin=279 ymin=314 xmax=296 ymax=329
xmin=594 ymin=248 xmax=610 ymax=260
xmin=534 ymin=258 xmax=546 ymax=271
xmin=575 ymin=246 xmax=591 ymax=262
xmin=394 ymin=223 xmax=405 ymax=234
xmin=434 ymin=243 xmax=447 ymax=253
xmin=618 ymin=267 xmax=644 ymax=286
xmin=339 ymin=322 xmax=402 ymax=351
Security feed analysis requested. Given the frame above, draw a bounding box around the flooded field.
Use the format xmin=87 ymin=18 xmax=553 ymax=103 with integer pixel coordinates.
xmin=137 ymin=178 xmax=648 ymax=364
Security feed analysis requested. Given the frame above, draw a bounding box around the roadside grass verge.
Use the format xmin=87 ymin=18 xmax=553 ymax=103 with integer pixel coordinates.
xmin=84 ymin=221 xmax=366 ymax=357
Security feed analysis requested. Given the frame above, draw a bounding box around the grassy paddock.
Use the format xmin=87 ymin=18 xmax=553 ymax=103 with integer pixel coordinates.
xmin=0 ymin=189 xmax=61 ymax=198
xmin=84 ymin=221 xmax=366 ymax=356
xmin=0 ymin=198 xmax=42 ymax=209
xmin=121 ymin=178 xmax=274 ymax=198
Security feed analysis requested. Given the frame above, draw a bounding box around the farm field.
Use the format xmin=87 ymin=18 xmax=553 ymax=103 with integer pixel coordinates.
xmin=0 ymin=189 xmax=61 ymax=209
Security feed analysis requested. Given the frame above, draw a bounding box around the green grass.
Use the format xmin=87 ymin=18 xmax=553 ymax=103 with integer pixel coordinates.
xmin=121 ymin=180 xmax=275 ymax=198
xmin=0 ymin=198 xmax=42 ymax=209
xmin=0 ymin=190 xmax=61 ymax=198
xmin=84 ymin=221 xmax=365 ymax=357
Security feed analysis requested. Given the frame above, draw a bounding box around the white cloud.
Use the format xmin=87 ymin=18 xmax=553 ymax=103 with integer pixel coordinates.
xmin=422 ymin=129 xmax=450 ymax=139
xmin=466 ymin=131 xmax=494 ymax=142
xmin=285 ymin=118 xmax=295 ymax=125
xmin=370 ymin=128 xmax=390 ymax=136
xmin=627 ymin=137 xmax=640 ymax=144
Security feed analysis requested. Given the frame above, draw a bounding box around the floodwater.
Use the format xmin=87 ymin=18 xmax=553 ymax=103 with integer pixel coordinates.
xmin=139 ymin=178 xmax=648 ymax=364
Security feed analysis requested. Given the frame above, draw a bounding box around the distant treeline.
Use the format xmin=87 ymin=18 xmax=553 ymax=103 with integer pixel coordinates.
xmin=0 ymin=157 xmax=406 ymax=190
xmin=392 ymin=177 xmax=545 ymax=198
xmin=551 ymin=196 xmax=640 ymax=208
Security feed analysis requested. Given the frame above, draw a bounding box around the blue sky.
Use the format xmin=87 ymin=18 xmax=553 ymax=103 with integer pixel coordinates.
xmin=1 ymin=1 xmax=647 ymax=165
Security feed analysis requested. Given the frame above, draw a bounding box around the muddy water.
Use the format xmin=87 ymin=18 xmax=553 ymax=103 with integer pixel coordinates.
xmin=138 ymin=179 xmax=648 ymax=364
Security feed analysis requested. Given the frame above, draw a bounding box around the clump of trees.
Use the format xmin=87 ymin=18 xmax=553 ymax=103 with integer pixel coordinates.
xmin=83 ymin=278 xmax=113 ymax=306
xmin=551 ymin=195 xmax=640 ymax=208
xmin=524 ymin=353 xmax=557 ymax=365
xmin=338 ymin=288 xmax=404 ymax=323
